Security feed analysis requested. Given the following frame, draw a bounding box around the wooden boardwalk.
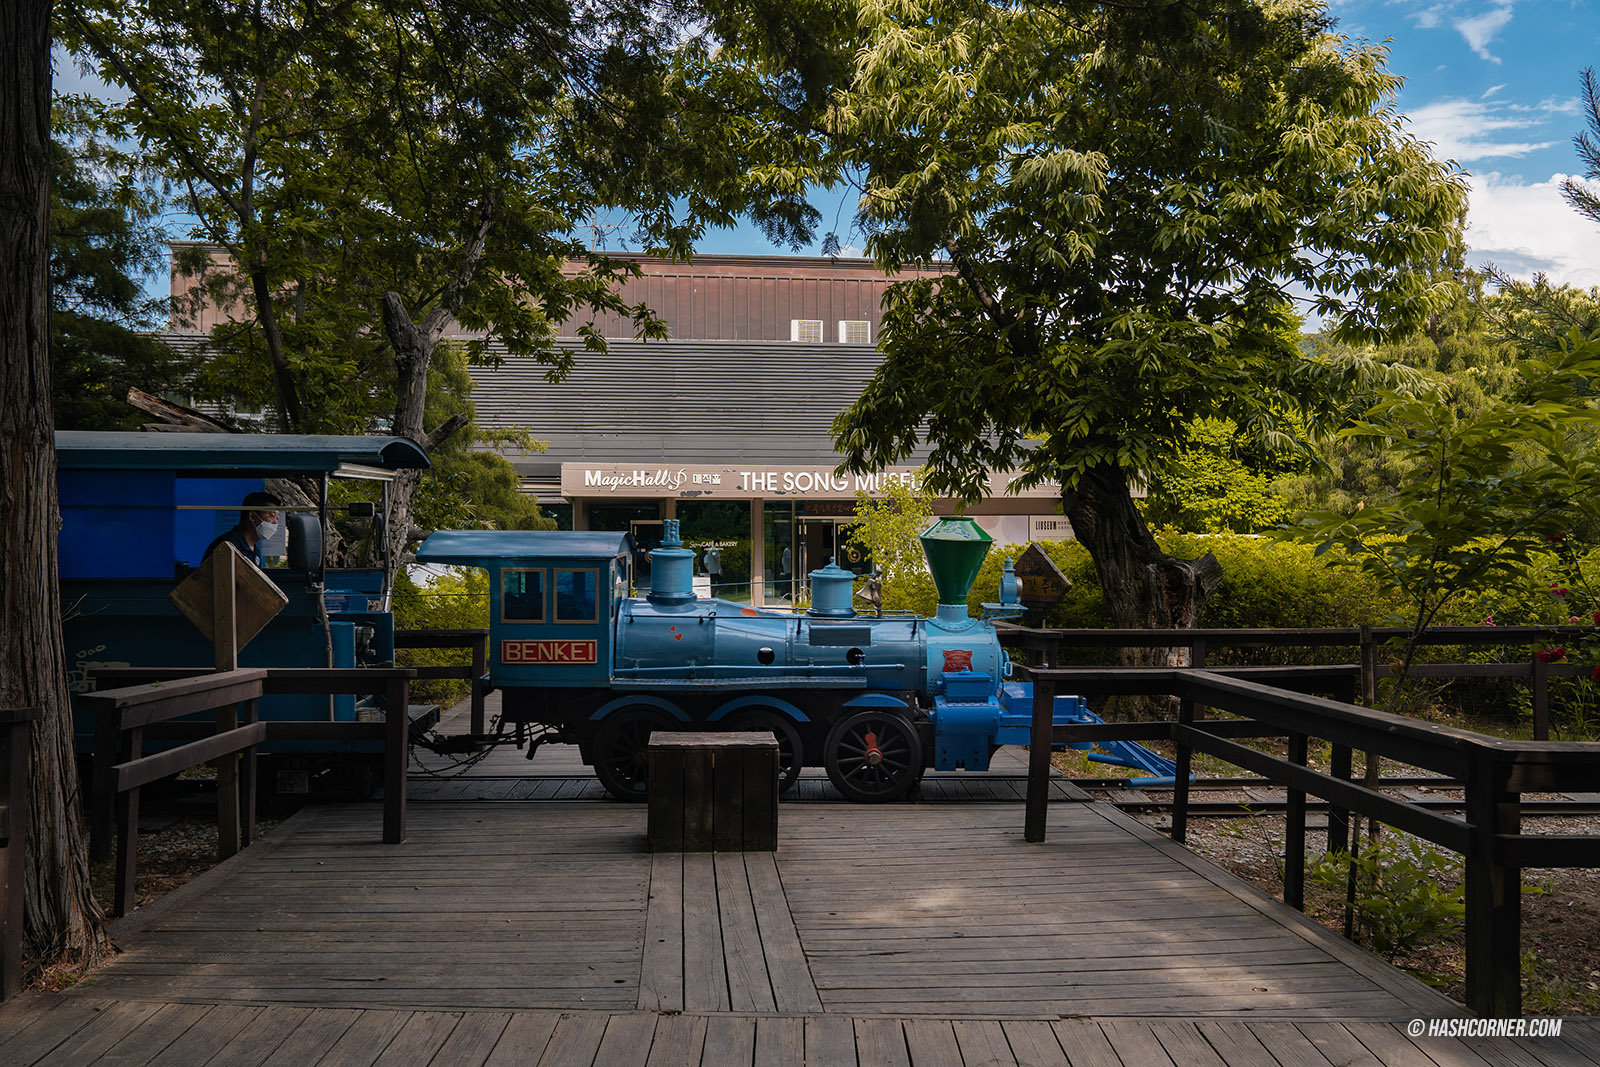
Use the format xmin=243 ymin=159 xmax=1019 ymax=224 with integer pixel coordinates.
xmin=2 ymin=701 xmax=1595 ymax=1065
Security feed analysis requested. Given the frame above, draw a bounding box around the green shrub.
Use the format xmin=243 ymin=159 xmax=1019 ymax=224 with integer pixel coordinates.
xmin=1309 ymin=835 xmax=1465 ymax=963
xmin=393 ymin=566 xmax=490 ymax=705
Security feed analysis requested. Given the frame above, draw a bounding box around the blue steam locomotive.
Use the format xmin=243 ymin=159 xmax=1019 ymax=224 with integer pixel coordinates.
xmin=417 ymin=516 xmax=1097 ymax=801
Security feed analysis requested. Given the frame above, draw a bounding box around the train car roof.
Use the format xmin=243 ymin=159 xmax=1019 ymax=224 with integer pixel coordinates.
xmin=55 ymin=431 xmax=430 ymax=474
xmin=417 ymin=530 xmax=630 ymax=565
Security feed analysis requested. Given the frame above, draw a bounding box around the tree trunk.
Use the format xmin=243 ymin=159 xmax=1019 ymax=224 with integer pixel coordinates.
xmin=1063 ymin=464 xmax=1223 ymax=665
xmin=1 ymin=0 xmax=110 ymax=974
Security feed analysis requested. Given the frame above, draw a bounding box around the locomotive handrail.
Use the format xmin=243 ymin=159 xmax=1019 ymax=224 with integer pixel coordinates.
xmin=1018 ymin=663 xmax=1600 ymax=1018
xmin=1 ymin=706 xmax=40 ymax=1001
xmin=395 ymin=628 xmax=488 ymax=735
xmin=82 ymin=667 xmax=414 ymax=918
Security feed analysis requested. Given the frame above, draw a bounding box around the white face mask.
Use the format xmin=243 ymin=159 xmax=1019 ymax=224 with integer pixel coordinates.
xmin=254 ymin=520 xmax=279 ymax=541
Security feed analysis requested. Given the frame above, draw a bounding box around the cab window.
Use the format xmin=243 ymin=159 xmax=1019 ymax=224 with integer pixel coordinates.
xmin=501 ymin=568 xmax=545 ymax=624
xmin=554 ymin=569 xmax=599 ymax=623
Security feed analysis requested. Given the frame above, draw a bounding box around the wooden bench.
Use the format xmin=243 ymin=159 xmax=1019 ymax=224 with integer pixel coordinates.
xmin=648 ymin=732 xmax=778 ymax=852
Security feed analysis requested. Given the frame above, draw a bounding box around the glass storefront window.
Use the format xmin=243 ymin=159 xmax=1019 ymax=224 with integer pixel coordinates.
xmin=763 ymin=501 xmax=795 ymax=604
xmin=678 ymin=500 xmax=752 ymax=604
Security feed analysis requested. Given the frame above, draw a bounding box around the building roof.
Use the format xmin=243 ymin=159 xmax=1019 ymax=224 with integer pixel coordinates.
xmin=56 ymin=431 xmax=430 ymax=473
xmin=465 ymin=338 xmax=929 ymax=477
xmin=417 ymin=530 xmax=630 ymax=565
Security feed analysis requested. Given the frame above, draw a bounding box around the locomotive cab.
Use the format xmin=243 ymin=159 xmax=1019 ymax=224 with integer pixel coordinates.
xmin=414 ymin=531 xmax=629 ymax=691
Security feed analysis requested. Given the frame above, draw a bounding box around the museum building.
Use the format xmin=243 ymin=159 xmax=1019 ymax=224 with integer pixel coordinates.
xmin=167 ymin=249 xmax=1070 ymax=606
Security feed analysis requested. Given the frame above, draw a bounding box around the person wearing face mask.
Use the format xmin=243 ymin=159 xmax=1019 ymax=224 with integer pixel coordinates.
xmin=203 ymin=491 xmax=282 ymax=569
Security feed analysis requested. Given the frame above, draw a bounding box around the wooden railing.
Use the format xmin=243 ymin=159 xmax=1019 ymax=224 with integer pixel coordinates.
xmin=1013 ymin=658 xmax=1600 ymax=1018
xmin=394 ymin=628 xmax=488 ymax=735
xmin=1 ymin=706 xmax=40 ymax=1001
xmin=81 ymin=667 xmax=414 ymax=918
xmin=1001 ymin=623 xmax=1600 ymax=742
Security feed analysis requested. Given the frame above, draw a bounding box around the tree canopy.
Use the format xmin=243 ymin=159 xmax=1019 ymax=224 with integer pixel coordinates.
xmin=830 ymin=0 xmax=1469 ymax=632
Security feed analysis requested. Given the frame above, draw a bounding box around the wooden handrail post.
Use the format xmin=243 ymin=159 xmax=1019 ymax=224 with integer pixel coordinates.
xmin=1 ymin=708 xmax=39 ymax=1002
xmin=113 ymin=725 xmax=145 ymax=918
xmin=1024 ymin=673 xmax=1056 ymax=843
xmin=1285 ymin=732 xmax=1307 ymax=911
xmin=1327 ymin=743 xmax=1352 ymax=857
xmin=1171 ymin=697 xmax=1194 ymax=844
xmin=240 ymin=698 xmax=258 ymax=849
xmin=1531 ymin=655 xmax=1550 ymax=742
xmin=471 ymin=632 xmax=487 ymax=737
xmin=1358 ymin=625 xmax=1376 ymax=706
xmin=384 ymin=677 xmax=409 ymax=844
xmin=1464 ymin=751 xmax=1521 ymax=1017
xmin=217 ymin=701 xmax=240 ymax=860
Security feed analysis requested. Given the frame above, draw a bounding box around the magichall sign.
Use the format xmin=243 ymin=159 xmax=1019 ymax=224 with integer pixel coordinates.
xmin=564 ymin=464 xmax=930 ymax=500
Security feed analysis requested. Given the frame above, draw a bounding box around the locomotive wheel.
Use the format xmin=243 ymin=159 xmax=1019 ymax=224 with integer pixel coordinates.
xmin=723 ymin=710 xmax=804 ymax=794
xmin=593 ymin=708 xmax=676 ymax=801
xmin=823 ymin=709 xmax=923 ymax=802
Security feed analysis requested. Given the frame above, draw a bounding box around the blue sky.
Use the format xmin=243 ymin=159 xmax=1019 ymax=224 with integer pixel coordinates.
xmin=703 ymin=1 xmax=1600 ymax=289
xmin=1327 ymin=0 xmax=1600 ymax=288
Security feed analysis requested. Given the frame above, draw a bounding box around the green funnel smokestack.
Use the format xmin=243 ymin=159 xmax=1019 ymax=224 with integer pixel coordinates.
xmin=920 ymin=517 xmax=993 ymax=606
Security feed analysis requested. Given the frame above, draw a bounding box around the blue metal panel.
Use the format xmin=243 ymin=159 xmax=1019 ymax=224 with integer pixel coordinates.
xmin=59 ymin=470 xmax=176 ymax=579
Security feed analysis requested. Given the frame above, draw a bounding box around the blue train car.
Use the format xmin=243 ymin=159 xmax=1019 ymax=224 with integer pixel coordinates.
xmin=418 ymin=516 xmax=1113 ymax=801
xmin=58 ymin=431 xmax=429 ymax=791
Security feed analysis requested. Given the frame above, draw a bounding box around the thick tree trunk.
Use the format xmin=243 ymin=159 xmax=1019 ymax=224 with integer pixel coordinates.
xmin=1063 ymin=464 xmax=1223 ymax=666
xmin=1 ymin=0 xmax=110 ymax=973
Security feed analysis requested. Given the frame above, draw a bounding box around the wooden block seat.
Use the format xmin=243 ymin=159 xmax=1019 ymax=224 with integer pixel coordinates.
xmin=648 ymin=731 xmax=778 ymax=852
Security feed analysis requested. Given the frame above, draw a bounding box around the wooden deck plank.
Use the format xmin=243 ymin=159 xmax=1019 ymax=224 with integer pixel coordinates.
xmin=142 ymin=1004 xmax=264 ymax=1067
xmin=1193 ymin=1020 xmax=1282 ymax=1067
xmin=754 ymin=1016 xmax=805 ymax=1067
xmin=0 ymin=997 xmax=115 ymax=1065
xmin=902 ymin=1019 xmax=962 ymax=1067
xmin=482 ymin=1011 xmax=562 ymax=1067
xmin=194 ymin=1005 xmax=313 ymax=1067
xmin=745 ymin=853 xmax=822 ymax=1013
xmin=1148 ymin=1021 xmax=1228 ymax=1067
xmin=1341 ymin=1022 xmax=1485 ymax=1067
xmin=26 ymin=1002 xmax=162 ymax=1067
xmin=953 ymin=1019 xmax=1017 ymax=1067
xmin=1098 ymin=1019 xmax=1178 ymax=1067
xmin=640 ymin=854 xmax=684 ymax=1011
xmin=312 ymin=1008 xmax=409 ymax=1067
xmin=805 ymin=1014 xmax=858 ymax=1067
xmin=369 ymin=1010 xmax=461 ymax=1067
xmin=643 ymin=1014 xmax=707 ymax=1067
xmin=700 ymin=1015 xmax=755 ymax=1067
xmin=854 ymin=1018 xmax=912 ymax=1067
xmin=683 ymin=855 xmax=728 ymax=1012
xmin=536 ymin=1012 xmax=610 ymax=1067
xmin=715 ymin=853 xmax=775 ymax=1012
xmin=1238 ymin=1022 xmax=1338 ymax=1067
xmin=257 ymin=1007 xmax=364 ymax=1067
xmin=424 ymin=1013 xmax=512 ymax=1067
xmin=593 ymin=1012 xmax=658 ymax=1067
xmin=998 ymin=1019 xmax=1068 ymax=1067
xmin=91 ymin=1002 xmax=211 ymax=1067
xmin=1048 ymin=1020 xmax=1122 ymax=1067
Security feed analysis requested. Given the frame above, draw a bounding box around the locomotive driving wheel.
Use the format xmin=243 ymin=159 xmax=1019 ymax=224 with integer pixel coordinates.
xmin=723 ymin=710 xmax=804 ymax=794
xmin=823 ymin=709 xmax=923 ymax=802
xmin=593 ymin=707 xmax=675 ymax=801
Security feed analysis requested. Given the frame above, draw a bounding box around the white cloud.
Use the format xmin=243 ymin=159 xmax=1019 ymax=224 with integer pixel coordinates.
xmin=1404 ymin=97 xmax=1562 ymax=162
xmin=1454 ymin=4 xmax=1514 ymax=62
xmin=1464 ymin=172 xmax=1600 ymax=288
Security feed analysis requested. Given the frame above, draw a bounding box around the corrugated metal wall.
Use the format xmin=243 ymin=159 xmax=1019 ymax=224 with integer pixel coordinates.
xmin=468 ymin=339 xmax=924 ymax=473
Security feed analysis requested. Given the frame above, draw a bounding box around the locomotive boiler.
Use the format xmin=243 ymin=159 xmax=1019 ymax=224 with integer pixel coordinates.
xmin=417 ymin=516 xmax=1101 ymax=801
